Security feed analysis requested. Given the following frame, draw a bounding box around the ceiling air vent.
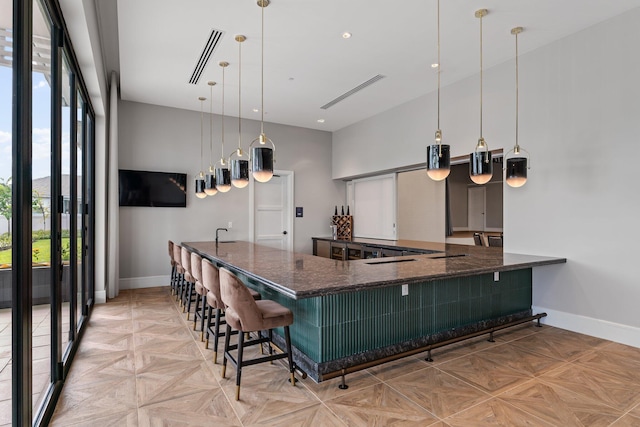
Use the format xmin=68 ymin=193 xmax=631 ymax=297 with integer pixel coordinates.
xmin=189 ymin=29 xmax=225 ymax=85
xmin=320 ymin=74 xmax=386 ymax=110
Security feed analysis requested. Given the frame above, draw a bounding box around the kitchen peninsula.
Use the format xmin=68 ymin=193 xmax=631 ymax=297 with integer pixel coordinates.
xmin=183 ymin=240 xmax=565 ymax=382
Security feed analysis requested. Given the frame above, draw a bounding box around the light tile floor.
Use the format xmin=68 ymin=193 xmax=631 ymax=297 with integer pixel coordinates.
xmin=45 ymin=286 xmax=640 ymax=426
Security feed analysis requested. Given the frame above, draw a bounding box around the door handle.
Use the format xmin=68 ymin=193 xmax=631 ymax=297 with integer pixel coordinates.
xmin=283 ymin=231 xmax=288 ymax=235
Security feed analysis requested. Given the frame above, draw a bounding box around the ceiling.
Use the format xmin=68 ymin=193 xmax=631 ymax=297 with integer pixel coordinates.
xmin=111 ymin=0 xmax=640 ymax=132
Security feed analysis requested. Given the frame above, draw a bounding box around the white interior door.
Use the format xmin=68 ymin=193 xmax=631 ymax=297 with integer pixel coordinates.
xmin=468 ymin=186 xmax=486 ymax=231
xmin=251 ymin=171 xmax=293 ymax=251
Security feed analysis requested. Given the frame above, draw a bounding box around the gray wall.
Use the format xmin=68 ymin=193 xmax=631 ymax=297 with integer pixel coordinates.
xmin=397 ymin=169 xmax=445 ymax=242
xmin=118 ymin=101 xmax=343 ymax=280
xmin=333 ymin=8 xmax=640 ymax=346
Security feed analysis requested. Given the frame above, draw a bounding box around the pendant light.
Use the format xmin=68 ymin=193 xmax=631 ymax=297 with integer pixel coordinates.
xmin=426 ymin=0 xmax=450 ymax=181
xmin=469 ymin=9 xmax=493 ymax=185
xmin=230 ymin=35 xmax=250 ymax=188
xmin=215 ymin=61 xmax=232 ymax=193
xmin=505 ymin=27 xmax=530 ymax=188
xmin=204 ymin=81 xmax=218 ymax=196
xmin=195 ymin=96 xmax=207 ymax=199
xmin=250 ymin=0 xmax=275 ymax=183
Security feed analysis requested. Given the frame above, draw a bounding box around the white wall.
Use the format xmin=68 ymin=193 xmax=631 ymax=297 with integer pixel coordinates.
xmin=59 ymin=0 xmax=109 ymax=304
xmin=333 ymin=9 xmax=640 ymax=346
xmin=118 ymin=101 xmax=343 ymax=283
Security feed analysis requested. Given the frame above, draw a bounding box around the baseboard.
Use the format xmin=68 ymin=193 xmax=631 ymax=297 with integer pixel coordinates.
xmin=533 ymin=306 xmax=640 ymax=349
xmin=94 ymin=290 xmax=107 ymax=304
xmin=119 ymin=275 xmax=170 ymax=290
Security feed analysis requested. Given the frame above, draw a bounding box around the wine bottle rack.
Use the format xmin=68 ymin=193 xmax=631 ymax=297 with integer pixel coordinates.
xmin=332 ymin=215 xmax=353 ymax=241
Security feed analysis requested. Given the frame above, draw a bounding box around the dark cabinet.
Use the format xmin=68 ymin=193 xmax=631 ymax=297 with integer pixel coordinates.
xmin=347 ymin=244 xmax=362 ymax=260
xmin=330 ymin=242 xmax=346 ymax=260
xmin=381 ymin=248 xmax=403 ymax=257
xmin=314 ymin=240 xmax=330 ymax=258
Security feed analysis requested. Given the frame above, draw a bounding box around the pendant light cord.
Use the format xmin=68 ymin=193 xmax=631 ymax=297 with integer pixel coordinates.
xmin=209 ymin=85 xmax=214 ymax=167
xmin=238 ymin=39 xmax=242 ymax=151
xmin=261 ymin=1 xmax=265 ymax=135
xmin=479 ymin=12 xmax=483 ymax=139
xmin=221 ymin=65 xmax=225 ymax=162
xmin=199 ymin=98 xmax=204 ymax=172
xmin=515 ymin=30 xmax=519 ymax=150
xmin=436 ymin=0 xmax=440 ymax=133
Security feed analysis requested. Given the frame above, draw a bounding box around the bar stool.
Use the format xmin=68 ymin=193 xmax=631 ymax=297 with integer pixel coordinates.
xmin=172 ymin=243 xmax=185 ymax=303
xmin=168 ymin=240 xmax=177 ymax=294
xmin=219 ymin=267 xmax=295 ymax=401
xmin=190 ymin=251 xmax=208 ymax=339
xmin=202 ymin=259 xmax=261 ymax=363
xmin=181 ymin=246 xmax=197 ymax=319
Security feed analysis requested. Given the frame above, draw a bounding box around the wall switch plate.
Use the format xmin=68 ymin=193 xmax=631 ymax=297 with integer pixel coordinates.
xmin=401 ymin=284 xmax=409 ymax=296
xmin=228 ymin=221 xmax=233 ymax=229
xmin=494 ymin=271 xmax=500 ymax=282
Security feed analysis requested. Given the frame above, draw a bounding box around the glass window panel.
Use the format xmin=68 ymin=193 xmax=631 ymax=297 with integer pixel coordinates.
xmin=76 ymin=91 xmax=83 ymax=330
xmin=32 ymin=0 xmax=53 ymax=414
xmin=0 ymin=0 xmax=13 ymax=421
xmin=61 ymin=55 xmax=72 ymax=352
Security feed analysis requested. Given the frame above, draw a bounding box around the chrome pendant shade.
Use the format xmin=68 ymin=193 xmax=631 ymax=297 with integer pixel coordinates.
xmin=204 ymin=81 xmax=218 ymax=196
xmin=230 ymin=155 xmax=250 ymax=188
xmin=204 ymin=172 xmax=217 ymax=195
xmin=426 ymin=0 xmax=450 ymax=182
xmin=250 ymin=0 xmax=275 ymax=183
xmin=506 ymin=156 xmax=527 ymax=187
xmin=469 ymin=138 xmax=493 ymax=185
xmin=252 ymin=143 xmax=274 ymax=183
xmin=469 ymin=9 xmax=493 ymax=185
xmin=505 ymin=26 xmax=530 ymax=188
xmin=195 ymin=96 xmax=207 ymax=199
xmin=215 ymin=61 xmax=232 ymax=193
xmin=427 ymin=140 xmax=450 ymax=181
xmin=195 ymin=173 xmax=207 ymax=199
xmin=230 ymin=35 xmax=250 ymax=189
xmin=215 ymin=165 xmax=232 ymax=192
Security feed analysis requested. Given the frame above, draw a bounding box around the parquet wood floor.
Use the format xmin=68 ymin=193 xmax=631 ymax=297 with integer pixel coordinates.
xmin=49 ymin=286 xmax=640 ymax=426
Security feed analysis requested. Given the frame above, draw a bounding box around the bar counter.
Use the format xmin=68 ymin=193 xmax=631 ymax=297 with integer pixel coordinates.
xmin=182 ymin=240 xmax=566 ymax=382
xmin=183 ymin=240 xmax=565 ymax=299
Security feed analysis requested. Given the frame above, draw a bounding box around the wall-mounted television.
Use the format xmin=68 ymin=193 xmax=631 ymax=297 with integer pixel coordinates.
xmin=119 ymin=169 xmax=187 ymax=207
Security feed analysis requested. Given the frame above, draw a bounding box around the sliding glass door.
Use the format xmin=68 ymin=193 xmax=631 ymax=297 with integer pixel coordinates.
xmin=31 ymin=0 xmax=54 ymax=414
xmin=2 ymin=0 xmax=96 ymax=424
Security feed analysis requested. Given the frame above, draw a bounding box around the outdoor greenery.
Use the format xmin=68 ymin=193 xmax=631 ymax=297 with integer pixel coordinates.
xmin=0 ymin=176 xmax=52 ymax=237
xmin=0 ymin=178 xmax=10 ymax=236
xmin=0 ymin=236 xmax=80 ymax=267
xmin=0 ymin=177 xmax=76 ymax=268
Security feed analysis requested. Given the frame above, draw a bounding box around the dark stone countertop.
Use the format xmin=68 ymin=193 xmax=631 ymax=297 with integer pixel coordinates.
xmin=183 ymin=240 xmax=566 ymax=300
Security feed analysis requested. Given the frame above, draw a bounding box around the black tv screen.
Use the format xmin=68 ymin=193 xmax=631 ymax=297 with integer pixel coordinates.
xmin=119 ymin=169 xmax=187 ymax=207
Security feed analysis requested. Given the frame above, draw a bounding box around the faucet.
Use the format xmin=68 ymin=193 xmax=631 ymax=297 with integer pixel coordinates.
xmin=215 ymin=228 xmax=228 ymax=246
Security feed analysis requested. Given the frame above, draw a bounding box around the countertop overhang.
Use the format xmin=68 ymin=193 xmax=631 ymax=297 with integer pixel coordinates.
xmin=183 ymin=240 xmax=566 ymax=300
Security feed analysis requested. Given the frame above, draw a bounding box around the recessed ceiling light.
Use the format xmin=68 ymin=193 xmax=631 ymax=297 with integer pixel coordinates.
xmin=253 ymin=108 xmax=259 ymax=113
xmin=317 ymin=119 xmax=325 ymax=123
xmin=342 ymin=32 xmax=352 ymax=39
xmin=431 ymin=63 xmax=439 ymax=68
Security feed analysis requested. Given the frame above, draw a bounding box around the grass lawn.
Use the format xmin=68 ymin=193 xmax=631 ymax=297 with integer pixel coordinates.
xmin=0 ymin=238 xmax=79 ymax=266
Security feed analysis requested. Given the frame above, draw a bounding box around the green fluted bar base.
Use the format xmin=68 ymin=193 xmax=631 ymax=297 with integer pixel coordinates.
xmin=231 ymin=268 xmax=533 ymax=382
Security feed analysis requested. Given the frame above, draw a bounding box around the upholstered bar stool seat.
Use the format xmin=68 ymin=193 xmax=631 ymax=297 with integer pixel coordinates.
xmin=225 ymin=299 xmax=293 ymax=331
xmin=181 ymin=247 xmax=197 ymax=318
xmin=190 ymin=252 xmax=209 ymax=339
xmin=219 ymin=267 xmax=295 ymax=401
